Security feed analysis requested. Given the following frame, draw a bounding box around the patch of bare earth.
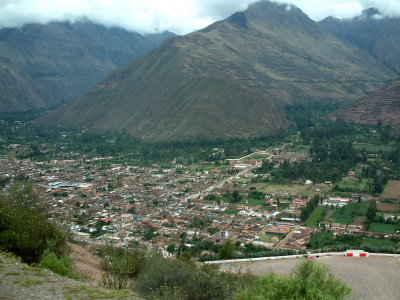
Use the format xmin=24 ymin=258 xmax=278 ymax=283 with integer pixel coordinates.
xmin=220 ymin=256 xmax=400 ymax=300
xmin=0 ymin=252 xmax=140 ymax=300
xmin=69 ymin=243 xmax=103 ymax=284
xmin=377 ymin=203 xmax=399 ymax=213
xmin=382 ymin=180 xmax=400 ymax=199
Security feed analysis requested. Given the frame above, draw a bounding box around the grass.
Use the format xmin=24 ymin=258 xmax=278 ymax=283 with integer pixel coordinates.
xmin=368 ymin=222 xmax=397 ymax=234
xmin=335 ymin=177 xmax=370 ymax=194
xmin=353 ymin=144 xmax=393 ymax=152
xmin=331 ymin=202 xmax=368 ymax=225
xmin=63 ymin=285 xmax=134 ymax=300
xmin=225 ymin=208 xmax=239 ymax=215
xmin=308 ymin=232 xmax=333 ymax=249
xmin=362 ymin=237 xmax=397 ymax=248
xmin=305 ymin=206 xmax=326 ymax=227
xmin=258 ymin=183 xmax=329 ymax=197
xmin=236 ymin=178 xmax=251 ymax=184
xmin=332 ymin=203 xmax=357 ymax=225
xmin=4 ymin=271 xmax=20 ymax=276
xmin=381 ymin=180 xmax=400 ymax=199
xmin=286 ymin=145 xmax=310 ymax=152
xmin=13 ymin=278 xmax=44 ymax=287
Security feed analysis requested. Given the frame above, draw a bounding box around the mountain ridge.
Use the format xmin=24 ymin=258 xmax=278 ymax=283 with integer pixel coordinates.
xmin=0 ymin=21 xmax=173 ymax=112
xmin=38 ymin=1 xmax=398 ymax=140
xmin=333 ymin=78 xmax=400 ymax=131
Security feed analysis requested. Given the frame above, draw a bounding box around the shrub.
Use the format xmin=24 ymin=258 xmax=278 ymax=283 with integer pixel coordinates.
xmin=135 ymin=256 xmax=249 ymax=300
xmin=238 ymin=260 xmax=351 ymax=300
xmin=100 ymin=244 xmax=147 ymax=290
xmin=0 ymin=183 xmax=68 ymax=264
xmin=39 ymin=251 xmax=78 ymax=279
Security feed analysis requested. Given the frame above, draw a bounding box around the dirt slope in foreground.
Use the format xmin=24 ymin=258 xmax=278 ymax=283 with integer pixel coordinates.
xmin=0 ymin=252 xmax=140 ymax=300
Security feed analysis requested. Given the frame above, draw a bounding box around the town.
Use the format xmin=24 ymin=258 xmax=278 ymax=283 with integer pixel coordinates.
xmin=2 ymin=128 xmax=399 ymax=260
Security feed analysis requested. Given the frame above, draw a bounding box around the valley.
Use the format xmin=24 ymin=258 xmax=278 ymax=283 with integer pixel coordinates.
xmin=1 ymin=1 xmax=400 ymax=299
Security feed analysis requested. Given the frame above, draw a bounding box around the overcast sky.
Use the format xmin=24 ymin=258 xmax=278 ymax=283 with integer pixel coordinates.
xmin=0 ymin=0 xmax=399 ymax=34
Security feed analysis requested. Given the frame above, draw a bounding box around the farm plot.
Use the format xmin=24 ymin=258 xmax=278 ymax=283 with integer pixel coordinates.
xmin=377 ymin=202 xmax=399 ymax=213
xmin=368 ymin=222 xmax=397 ymax=234
xmin=381 ymin=180 xmax=400 ymax=199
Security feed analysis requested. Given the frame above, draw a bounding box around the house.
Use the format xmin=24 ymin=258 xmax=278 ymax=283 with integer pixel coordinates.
xmin=73 ymin=231 xmax=91 ymax=242
xmin=220 ymin=231 xmax=229 ymax=239
xmin=319 ymin=222 xmax=331 ymax=229
xmin=331 ymin=223 xmax=347 ymax=232
xmin=291 ymin=198 xmax=308 ymax=208
xmin=120 ymin=213 xmax=133 ymax=224
xmin=347 ymin=224 xmax=364 ymax=233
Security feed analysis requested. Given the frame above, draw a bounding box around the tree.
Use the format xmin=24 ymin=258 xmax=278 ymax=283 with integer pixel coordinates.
xmin=0 ymin=183 xmax=67 ymax=264
xmin=100 ymin=244 xmax=147 ymax=290
xmin=366 ymin=201 xmax=377 ymax=223
xmin=219 ymin=240 xmax=235 ymax=259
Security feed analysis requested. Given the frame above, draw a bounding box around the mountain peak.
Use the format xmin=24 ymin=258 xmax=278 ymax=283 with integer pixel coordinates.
xmin=38 ymin=1 xmax=397 ymax=141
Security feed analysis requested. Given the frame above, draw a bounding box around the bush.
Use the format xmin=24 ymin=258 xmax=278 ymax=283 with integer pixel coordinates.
xmin=135 ymin=256 xmax=251 ymax=300
xmin=0 ymin=196 xmax=67 ymax=264
xmin=39 ymin=251 xmax=78 ymax=279
xmin=100 ymin=244 xmax=147 ymax=290
xmin=238 ymin=260 xmax=351 ymax=300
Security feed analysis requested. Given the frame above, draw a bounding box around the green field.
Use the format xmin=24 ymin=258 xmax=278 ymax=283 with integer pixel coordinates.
xmin=362 ymin=237 xmax=397 ymax=248
xmin=225 ymin=208 xmax=239 ymax=215
xmin=286 ymin=145 xmax=310 ymax=152
xmin=254 ymin=183 xmax=330 ymax=197
xmin=353 ymin=144 xmax=393 ymax=152
xmin=236 ymin=178 xmax=251 ymax=184
xmin=331 ymin=202 xmax=369 ymax=225
xmin=308 ymin=232 xmax=334 ymax=249
xmin=332 ymin=203 xmax=357 ymax=224
xmin=305 ymin=206 xmax=326 ymax=227
xmin=368 ymin=222 xmax=397 ymax=234
xmin=335 ymin=177 xmax=370 ymax=194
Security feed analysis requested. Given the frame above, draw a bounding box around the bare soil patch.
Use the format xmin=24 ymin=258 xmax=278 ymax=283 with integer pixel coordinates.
xmin=69 ymin=243 xmax=103 ymax=284
xmin=353 ymin=216 xmax=367 ymax=225
xmin=382 ymin=180 xmax=400 ymax=199
xmin=377 ymin=203 xmax=399 ymax=213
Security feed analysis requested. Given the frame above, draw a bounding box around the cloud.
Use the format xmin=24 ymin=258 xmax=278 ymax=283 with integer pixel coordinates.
xmin=0 ymin=0 xmax=399 ymax=35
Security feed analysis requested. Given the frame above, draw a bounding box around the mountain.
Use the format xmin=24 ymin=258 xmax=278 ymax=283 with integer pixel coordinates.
xmin=39 ymin=1 xmax=397 ymax=140
xmin=0 ymin=21 xmax=173 ymax=112
xmin=0 ymin=62 xmax=46 ymax=112
xmin=320 ymin=8 xmax=400 ymax=75
xmin=333 ymin=78 xmax=400 ymax=131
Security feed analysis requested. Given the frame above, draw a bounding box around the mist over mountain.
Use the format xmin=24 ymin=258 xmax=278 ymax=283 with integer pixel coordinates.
xmin=0 ymin=21 xmax=173 ymax=112
xmin=38 ymin=1 xmax=397 ymax=141
xmin=320 ymin=8 xmax=400 ymax=75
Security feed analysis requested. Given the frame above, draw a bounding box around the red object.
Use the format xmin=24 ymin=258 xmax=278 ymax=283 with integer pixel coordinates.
xmin=360 ymin=253 xmax=367 ymax=257
xmin=347 ymin=253 xmax=353 ymax=257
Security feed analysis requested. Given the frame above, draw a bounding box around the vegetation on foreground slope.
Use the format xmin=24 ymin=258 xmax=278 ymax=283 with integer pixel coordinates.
xmin=0 ymin=181 xmax=351 ymax=299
